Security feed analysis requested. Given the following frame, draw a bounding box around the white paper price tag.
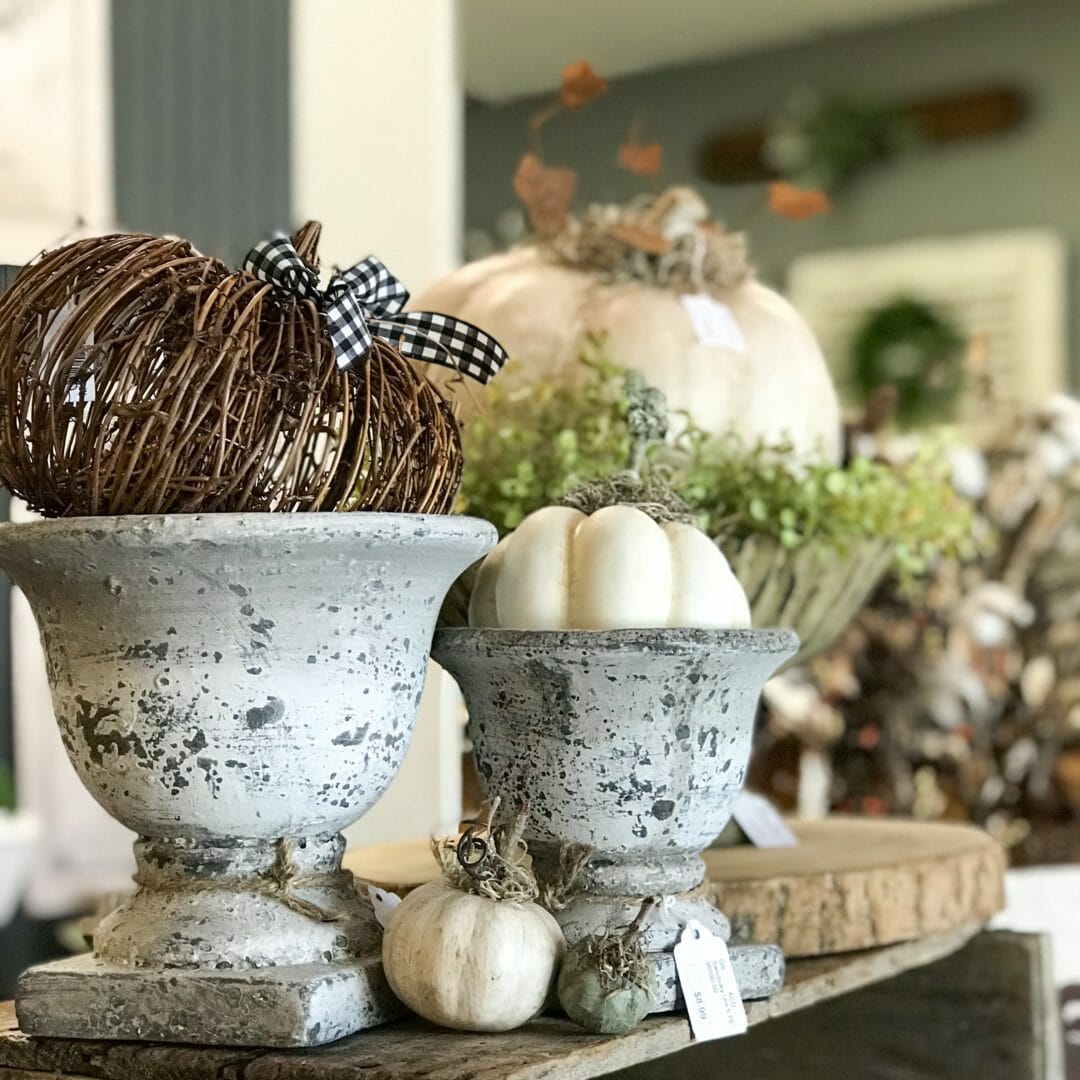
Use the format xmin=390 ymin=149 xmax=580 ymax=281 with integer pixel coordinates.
xmin=732 ymin=791 xmax=798 ymax=848
xmin=367 ymin=884 xmax=401 ymax=928
xmin=673 ymin=919 xmax=748 ymax=1041
xmin=679 ymin=293 xmax=748 ymax=352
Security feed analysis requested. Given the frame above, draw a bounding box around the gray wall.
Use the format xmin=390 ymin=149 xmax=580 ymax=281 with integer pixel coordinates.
xmin=111 ymin=0 xmax=291 ymax=265
xmin=464 ymin=0 xmax=1079 ymax=386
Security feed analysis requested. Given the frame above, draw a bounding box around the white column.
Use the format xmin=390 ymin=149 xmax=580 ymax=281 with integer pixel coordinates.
xmin=0 ymin=0 xmax=114 ymax=260
xmin=290 ymin=0 xmax=466 ymax=848
xmin=290 ymin=0 xmax=463 ymax=290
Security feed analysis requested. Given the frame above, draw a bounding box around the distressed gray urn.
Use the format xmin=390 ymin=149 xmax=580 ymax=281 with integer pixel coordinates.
xmin=433 ymin=627 xmax=798 ymax=1011
xmin=0 ymin=512 xmax=494 ymax=1047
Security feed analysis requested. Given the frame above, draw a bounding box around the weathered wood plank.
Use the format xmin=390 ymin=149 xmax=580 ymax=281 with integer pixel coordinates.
xmin=707 ymin=817 xmax=1007 ymax=956
xmin=347 ymin=818 xmax=1007 ymax=959
xmin=1 ymin=1071 xmax=100 ymax=1080
xmin=0 ymin=926 xmax=980 ymax=1080
xmin=607 ymin=931 xmax=1061 ymax=1080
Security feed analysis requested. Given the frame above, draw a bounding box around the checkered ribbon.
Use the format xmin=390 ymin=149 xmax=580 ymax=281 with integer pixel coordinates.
xmin=243 ymin=237 xmax=507 ymax=382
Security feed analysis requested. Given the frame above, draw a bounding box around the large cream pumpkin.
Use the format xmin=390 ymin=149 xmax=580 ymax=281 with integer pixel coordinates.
xmin=413 ymin=245 xmax=842 ymax=463
xmin=469 ymin=504 xmax=751 ymax=631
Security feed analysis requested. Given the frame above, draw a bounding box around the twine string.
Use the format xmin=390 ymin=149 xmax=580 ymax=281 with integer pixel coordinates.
xmin=133 ymin=837 xmax=342 ymax=924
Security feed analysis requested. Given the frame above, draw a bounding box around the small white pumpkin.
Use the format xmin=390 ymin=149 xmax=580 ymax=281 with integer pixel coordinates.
xmin=382 ymin=880 xmax=565 ymax=1032
xmin=469 ymin=504 xmax=751 ymax=631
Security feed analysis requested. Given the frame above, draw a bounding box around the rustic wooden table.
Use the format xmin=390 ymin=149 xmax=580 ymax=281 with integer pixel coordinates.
xmin=0 ymin=821 xmax=1057 ymax=1078
xmin=3 ymin=925 xmax=1059 ymax=1080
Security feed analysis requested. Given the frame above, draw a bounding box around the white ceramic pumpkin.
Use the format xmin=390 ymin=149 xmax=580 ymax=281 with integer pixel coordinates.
xmin=468 ymin=504 xmax=751 ymax=631
xmin=412 ymin=245 xmax=842 ymax=463
xmin=382 ymin=880 xmax=565 ymax=1032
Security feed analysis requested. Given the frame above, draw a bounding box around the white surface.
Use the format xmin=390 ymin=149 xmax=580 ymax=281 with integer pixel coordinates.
xmin=680 ymin=294 xmax=748 ymax=353
xmin=344 ymin=666 xmax=466 ymax=848
xmin=0 ymin=810 xmax=40 ymax=926
xmin=290 ymin=0 xmax=462 ymax=293
xmin=674 ymin=920 xmax=748 ymax=1040
xmin=469 ymin=505 xmax=751 ymax=631
xmin=732 ymin=791 xmax=798 ymax=848
xmin=10 ymin=500 xmax=136 ymax=918
xmin=992 ymin=865 xmax=1080 ymax=987
xmin=0 ymin=0 xmax=113 ymax=261
xmin=787 ymin=229 xmax=1069 ymax=408
xmin=462 ymin=0 xmax=1002 ymax=101
xmin=292 ymin=0 xmax=466 ymax=847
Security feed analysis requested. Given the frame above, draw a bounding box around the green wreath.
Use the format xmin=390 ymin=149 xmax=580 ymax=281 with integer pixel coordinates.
xmin=851 ymin=297 xmax=966 ymax=427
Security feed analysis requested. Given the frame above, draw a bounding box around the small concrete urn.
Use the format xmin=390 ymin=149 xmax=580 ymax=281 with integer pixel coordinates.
xmin=433 ymin=627 xmax=797 ymax=1011
xmin=0 ymin=512 xmax=493 ymax=1047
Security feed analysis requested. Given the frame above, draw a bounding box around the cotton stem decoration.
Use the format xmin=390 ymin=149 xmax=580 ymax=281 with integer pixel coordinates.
xmin=558 ymin=897 xmax=659 ymax=1035
xmin=381 ymin=800 xmax=565 ymax=1032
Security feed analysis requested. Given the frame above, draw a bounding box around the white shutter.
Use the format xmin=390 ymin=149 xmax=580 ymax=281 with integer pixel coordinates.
xmin=787 ymin=230 xmax=1069 ymax=415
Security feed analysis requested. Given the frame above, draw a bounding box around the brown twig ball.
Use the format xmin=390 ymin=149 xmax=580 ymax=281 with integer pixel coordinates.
xmin=0 ymin=228 xmax=461 ymax=516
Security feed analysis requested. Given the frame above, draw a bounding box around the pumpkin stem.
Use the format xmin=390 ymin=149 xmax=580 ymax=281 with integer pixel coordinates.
xmin=571 ymin=896 xmax=658 ymax=995
xmin=291 ymin=220 xmax=322 ymax=268
xmin=624 ymin=371 xmax=668 ymax=474
xmin=624 ymin=896 xmax=659 ymax=944
xmin=436 ymin=799 xmax=542 ymax=904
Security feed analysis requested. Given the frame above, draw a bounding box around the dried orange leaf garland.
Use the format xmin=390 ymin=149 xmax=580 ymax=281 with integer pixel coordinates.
xmin=0 ymin=222 xmax=507 ymax=517
xmin=766 ymin=181 xmax=831 ymax=221
xmin=512 ymin=153 xmax=578 ymax=239
xmin=560 ymin=60 xmax=608 ymax=110
xmin=616 ymin=138 xmax=664 ymax=179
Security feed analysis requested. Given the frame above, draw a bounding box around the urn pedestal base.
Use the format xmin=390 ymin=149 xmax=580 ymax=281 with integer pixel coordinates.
xmin=16 ymin=833 xmax=404 ymax=1047
xmin=16 ymin=952 xmax=402 ymax=1047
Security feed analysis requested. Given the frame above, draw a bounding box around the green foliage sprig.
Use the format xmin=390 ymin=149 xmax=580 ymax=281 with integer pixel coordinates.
xmin=458 ymin=335 xmax=633 ymax=531
xmin=0 ymin=762 xmax=14 ymax=812
xmin=457 ymin=343 xmax=976 ymax=581
xmin=658 ymin=431 xmax=977 ymax=579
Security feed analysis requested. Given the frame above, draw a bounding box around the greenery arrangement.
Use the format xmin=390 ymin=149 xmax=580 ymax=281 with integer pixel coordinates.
xmin=0 ymin=762 xmax=13 ymax=811
xmin=765 ymin=88 xmax=919 ymax=192
xmin=458 ymin=341 xmax=976 ymax=582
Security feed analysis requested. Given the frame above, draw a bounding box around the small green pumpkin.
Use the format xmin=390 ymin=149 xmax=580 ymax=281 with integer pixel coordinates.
xmin=557 ymin=898 xmax=658 ymax=1035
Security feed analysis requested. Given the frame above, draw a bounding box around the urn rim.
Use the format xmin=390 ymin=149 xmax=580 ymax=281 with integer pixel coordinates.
xmin=0 ymin=511 xmax=496 ymax=547
xmin=433 ymin=626 xmax=799 ymax=656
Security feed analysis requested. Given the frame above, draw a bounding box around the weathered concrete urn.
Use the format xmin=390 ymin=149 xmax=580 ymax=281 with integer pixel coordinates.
xmin=0 ymin=512 xmax=494 ymax=1047
xmin=433 ymin=627 xmax=798 ymax=1011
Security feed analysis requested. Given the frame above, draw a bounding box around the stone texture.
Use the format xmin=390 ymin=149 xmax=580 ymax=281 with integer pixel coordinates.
xmin=16 ymin=952 xmax=400 ymax=1048
xmin=433 ymin=627 xmax=797 ymax=1010
xmin=0 ymin=512 xmax=495 ymax=1045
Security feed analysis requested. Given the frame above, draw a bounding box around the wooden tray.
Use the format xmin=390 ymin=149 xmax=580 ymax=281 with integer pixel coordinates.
xmin=346 ymin=817 xmax=1006 ymax=958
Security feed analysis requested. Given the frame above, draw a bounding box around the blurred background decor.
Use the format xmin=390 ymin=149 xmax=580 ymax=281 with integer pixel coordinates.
xmin=788 ymin=229 xmax=1068 ymax=423
xmin=699 ymin=83 xmax=1027 ymax=190
xmin=0 ymin=764 xmax=37 ymax=928
xmin=1 ymin=0 xmax=1080 ymax=1062
xmin=750 ymin=389 xmax=1080 ymax=868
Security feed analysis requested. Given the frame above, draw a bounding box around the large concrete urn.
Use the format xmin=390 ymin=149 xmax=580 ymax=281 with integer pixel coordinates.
xmin=0 ymin=512 xmax=494 ymax=1047
xmin=433 ymin=627 xmax=797 ymax=1011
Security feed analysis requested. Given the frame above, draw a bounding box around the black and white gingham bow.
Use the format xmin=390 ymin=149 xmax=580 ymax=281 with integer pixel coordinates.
xmin=242 ymin=237 xmax=507 ymax=383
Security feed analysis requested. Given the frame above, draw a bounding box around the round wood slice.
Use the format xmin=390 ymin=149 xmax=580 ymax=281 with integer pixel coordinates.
xmin=706 ymin=817 xmax=1007 ymax=958
xmin=345 ymin=817 xmax=1007 ymax=959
